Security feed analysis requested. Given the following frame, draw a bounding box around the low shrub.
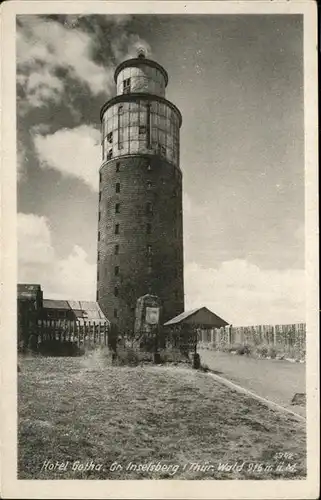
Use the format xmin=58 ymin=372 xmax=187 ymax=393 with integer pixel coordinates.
xmin=159 ymin=348 xmax=190 ymax=364
xmin=273 ymin=345 xmax=305 ymax=362
xmin=237 ymin=344 xmax=252 ymax=356
xmin=213 ymin=337 xmax=305 ymax=363
xmin=219 ymin=344 xmax=234 ymax=353
xmin=267 ymin=346 xmax=277 ymax=359
xmin=225 ymin=343 xmax=242 ymax=353
xmin=223 ymin=343 xmax=252 ymax=356
xmin=256 ymin=345 xmax=269 ymax=358
xmin=114 ymin=346 xmax=145 ymax=366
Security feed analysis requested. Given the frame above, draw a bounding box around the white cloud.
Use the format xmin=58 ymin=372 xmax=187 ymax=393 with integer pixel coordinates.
xmin=25 ymin=69 xmax=64 ymax=107
xmin=17 ymin=16 xmax=114 ymax=108
xmin=184 ymin=259 xmax=305 ymax=326
xmin=17 ymin=16 xmax=151 ymax=110
xmin=33 ymin=125 xmax=101 ymax=191
xmin=18 ymin=213 xmax=96 ymax=301
xmin=18 ymin=214 xmax=55 ymax=265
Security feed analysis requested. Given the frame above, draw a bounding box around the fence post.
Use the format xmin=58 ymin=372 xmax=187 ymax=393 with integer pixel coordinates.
xmin=93 ymin=321 xmax=96 ymax=346
xmin=76 ymin=322 xmax=79 ymax=348
xmin=81 ymin=322 xmax=84 ymax=348
xmin=97 ymin=322 xmax=101 ymax=346
xmin=104 ymin=324 xmax=107 ymax=346
xmin=67 ymin=320 xmax=70 ymax=342
xmin=272 ymin=325 xmax=276 ymax=346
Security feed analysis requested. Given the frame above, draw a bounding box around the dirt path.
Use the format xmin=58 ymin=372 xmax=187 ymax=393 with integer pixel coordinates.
xmin=198 ymin=348 xmax=306 ymax=417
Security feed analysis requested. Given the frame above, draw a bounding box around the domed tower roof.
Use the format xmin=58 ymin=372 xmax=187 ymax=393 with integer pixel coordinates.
xmin=114 ymin=53 xmax=169 ymax=87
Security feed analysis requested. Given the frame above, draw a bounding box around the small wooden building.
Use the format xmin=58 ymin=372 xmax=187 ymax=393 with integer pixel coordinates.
xmin=163 ymin=307 xmax=229 ymax=352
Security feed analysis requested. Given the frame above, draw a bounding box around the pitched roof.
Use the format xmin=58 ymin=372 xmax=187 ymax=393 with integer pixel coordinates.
xmin=164 ymin=308 xmax=200 ymax=325
xmin=164 ymin=307 xmax=229 ymax=328
xmin=43 ymin=299 xmax=71 ymax=310
xmin=42 ymin=299 xmax=109 ymax=323
xmin=78 ymin=301 xmax=108 ymax=322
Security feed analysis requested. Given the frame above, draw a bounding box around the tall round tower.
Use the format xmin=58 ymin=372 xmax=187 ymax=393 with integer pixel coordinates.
xmin=97 ymin=51 xmax=184 ymax=333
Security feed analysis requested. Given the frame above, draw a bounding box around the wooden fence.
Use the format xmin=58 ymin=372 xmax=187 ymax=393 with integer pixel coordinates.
xmin=198 ymin=323 xmax=306 ymax=360
xmin=34 ymin=319 xmax=109 ymax=350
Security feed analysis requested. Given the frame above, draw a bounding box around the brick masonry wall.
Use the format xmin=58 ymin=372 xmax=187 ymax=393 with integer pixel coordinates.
xmin=97 ymin=154 xmax=184 ymax=333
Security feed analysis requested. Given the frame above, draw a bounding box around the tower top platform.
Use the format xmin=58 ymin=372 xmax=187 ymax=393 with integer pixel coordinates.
xmin=114 ymin=56 xmax=169 ymax=87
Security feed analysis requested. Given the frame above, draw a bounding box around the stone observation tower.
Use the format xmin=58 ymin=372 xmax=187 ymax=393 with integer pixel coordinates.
xmin=97 ymin=49 xmax=184 ymax=332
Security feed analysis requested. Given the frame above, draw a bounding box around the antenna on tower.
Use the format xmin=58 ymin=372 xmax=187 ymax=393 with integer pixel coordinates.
xmin=137 ymin=47 xmax=146 ymax=59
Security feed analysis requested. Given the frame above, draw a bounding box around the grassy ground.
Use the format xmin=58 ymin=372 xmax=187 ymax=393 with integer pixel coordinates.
xmin=18 ymin=354 xmax=306 ymax=480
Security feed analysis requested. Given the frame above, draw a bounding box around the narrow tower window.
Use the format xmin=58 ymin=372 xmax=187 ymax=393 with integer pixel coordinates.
xmin=115 ymin=223 xmax=119 ymax=234
xmin=146 ymin=103 xmax=151 ymax=147
xmin=114 ymin=286 xmax=119 ymax=297
xmin=107 ymin=131 xmax=113 ymax=143
xmin=146 ymin=202 xmax=153 ymax=215
xmin=116 ymin=183 xmax=120 ymax=193
xmin=139 ymin=125 xmax=146 ymax=135
xmin=116 ymin=162 xmax=120 ymax=172
xmin=96 ymin=290 xmax=99 ymax=301
xmin=115 ymin=203 xmax=120 ymax=214
xmin=147 ymin=180 xmax=152 ymax=190
xmin=107 ymin=149 xmax=113 ymax=160
xmin=98 ymin=231 xmax=100 ymax=241
xmin=97 ymin=251 xmax=100 ymax=261
xmin=118 ymin=106 xmax=123 ymax=148
xmin=123 ymin=78 xmax=131 ymax=94
xmin=99 ymin=191 xmax=101 ymax=201
xmin=114 ymin=266 xmax=119 ymax=276
xmin=114 ymin=244 xmax=119 ymax=255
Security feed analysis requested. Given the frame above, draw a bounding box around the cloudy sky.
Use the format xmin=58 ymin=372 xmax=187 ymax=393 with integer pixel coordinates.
xmin=17 ymin=14 xmax=305 ymax=326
